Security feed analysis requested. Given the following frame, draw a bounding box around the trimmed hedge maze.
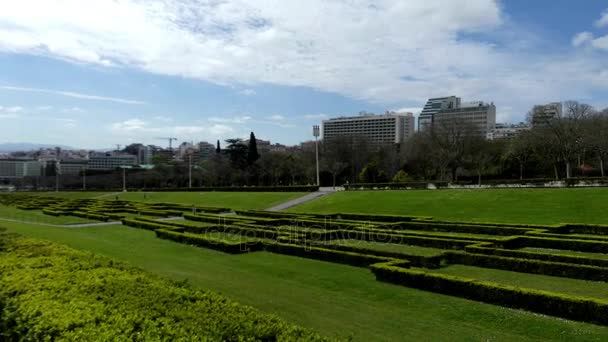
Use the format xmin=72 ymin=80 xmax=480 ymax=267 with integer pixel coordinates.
xmin=0 ymin=194 xmax=230 ymax=223
xmin=3 ymin=193 xmax=608 ymax=327
xmin=121 ymin=209 xmax=608 ymax=326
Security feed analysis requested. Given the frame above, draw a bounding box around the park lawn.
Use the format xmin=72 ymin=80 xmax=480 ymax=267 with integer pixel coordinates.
xmin=520 ymin=247 xmax=608 ymax=261
xmin=290 ymin=188 xmax=608 ymax=225
xmin=2 ymin=222 xmax=608 ymax=341
xmin=432 ymin=265 xmax=608 ymax=301
xmin=0 ymin=205 xmax=94 ymax=225
xmin=326 ymin=239 xmax=448 ymax=257
xmin=114 ymin=191 xmax=306 ymax=210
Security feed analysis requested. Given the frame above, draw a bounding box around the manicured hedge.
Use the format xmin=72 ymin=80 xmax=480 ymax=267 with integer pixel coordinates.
xmin=264 ymin=242 xmax=403 ymax=268
xmin=503 ymin=236 xmax=608 ymax=254
xmin=0 ymin=232 xmax=328 ymax=340
xmin=345 ymin=182 xmax=449 ymax=190
xmin=155 ymin=229 xmax=263 ymax=254
xmin=131 ymin=185 xmax=319 ymax=192
xmin=370 ymin=261 xmax=608 ymax=326
xmin=465 ymin=243 xmax=608 ymax=268
xmin=447 ymin=251 xmax=608 ymax=282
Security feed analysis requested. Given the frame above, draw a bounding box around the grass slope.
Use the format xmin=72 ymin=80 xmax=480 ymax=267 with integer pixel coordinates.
xmin=290 ymin=188 xmax=608 ymax=225
xmin=3 ymin=222 xmax=608 ymax=341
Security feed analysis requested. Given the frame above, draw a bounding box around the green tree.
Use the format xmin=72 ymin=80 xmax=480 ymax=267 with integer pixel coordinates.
xmin=216 ymin=140 xmax=221 ymax=154
xmin=392 ymin=170 xmax=411 ymax=183
xmin=247 ymin=132 xmax=260 ymax=165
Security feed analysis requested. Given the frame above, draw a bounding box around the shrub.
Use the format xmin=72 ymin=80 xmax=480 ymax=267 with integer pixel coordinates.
xmin=0 ymin=233 xmax=328 ymax=340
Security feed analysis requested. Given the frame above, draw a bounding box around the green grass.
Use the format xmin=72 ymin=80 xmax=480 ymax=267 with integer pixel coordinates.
xmin=2 ymin=221 xmax=608 ymax=341
xmin=327 ymin=239 xmax=448 ymax=256
xmin=0 ymin=205 xmax=94 ymax=225
xmin=520 ymin=247 xmax=608 ymax=261
xmin=290 ymin=188 xmax=608 ymax=225
xmin=433 ymin=265 xmax=608 ymax=300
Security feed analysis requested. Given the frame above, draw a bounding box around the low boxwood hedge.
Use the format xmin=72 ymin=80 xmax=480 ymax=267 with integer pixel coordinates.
xmin=370 ymin=261 xmax=608 ymax=326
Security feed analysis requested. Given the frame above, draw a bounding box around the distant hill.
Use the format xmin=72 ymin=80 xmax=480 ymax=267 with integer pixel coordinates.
xmin=0 ymin=143 xmax=74 ymax=152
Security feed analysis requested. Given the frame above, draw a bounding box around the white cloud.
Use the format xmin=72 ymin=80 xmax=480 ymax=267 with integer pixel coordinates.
xmin=302 ymin=114 xmax=328 ymax=121
xmin=392 ymin=107 xmax=422 ymax=115
xmin=591 ymin=35 xmax=608 ymax=50
xmin=572 ymin=31 xmax=594 ymax=47
xmin=0 ymin=0 xmax=607 ymax=122
xmin=239 ymin=89 xmax=256 ymax=96
xmin=0 ymin=105 xmax=23 ymax=118
xmin=268 ymin=114 xmax=285 ymax=121
xmin=0 ymin=85 xmax=145 ymax=105
xmin=154 ymin=115 xmax=174 ymax=122
xmin=596 ymin=9 xmax=608 ymax=27
xmin=209 ymin=115 xmax=251 ymax=124
xmin=110 ymin=118 xmax=158 ymax=133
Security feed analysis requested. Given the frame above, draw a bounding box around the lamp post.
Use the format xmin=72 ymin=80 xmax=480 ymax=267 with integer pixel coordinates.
xmin=188 ymin=153 xmax=193 ymax=189
xmin=120 ymin=166 xmax=127 ymax=192
xmin=82 ymin=166 xmax=87 ymax=190
xmin=313 ymin=125 xmax=320 ymax=186
xmin=55 ymin=160 xmax=60 ymax=192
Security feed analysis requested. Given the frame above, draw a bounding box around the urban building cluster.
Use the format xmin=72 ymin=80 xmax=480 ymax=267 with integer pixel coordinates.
xmin=0 ymin=97 xmax=566 ymax=180
xmin=322 ymin=96 xmax=562 ymax=145
xmin=0 ymin=138 xmax=292 ymax=180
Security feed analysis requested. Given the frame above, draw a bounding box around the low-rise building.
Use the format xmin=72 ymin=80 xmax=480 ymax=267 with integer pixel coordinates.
xmin=88 ymin=152 xmax=137 ymax=170
xmin=0 ymin=159 xmax=42 ymax=179
xmin=531 ymin=102 xmax=562 ymax=127
xmin=487 ymin=123 xmax=530 ymax=140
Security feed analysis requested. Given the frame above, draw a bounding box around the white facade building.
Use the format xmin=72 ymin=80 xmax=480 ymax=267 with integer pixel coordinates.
xmin=322 ymin=111 xmax=415 ymax=146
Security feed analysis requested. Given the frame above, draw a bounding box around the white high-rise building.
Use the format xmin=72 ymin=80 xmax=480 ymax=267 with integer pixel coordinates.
xmin=322 ymin=111 xmax=415 ymax=147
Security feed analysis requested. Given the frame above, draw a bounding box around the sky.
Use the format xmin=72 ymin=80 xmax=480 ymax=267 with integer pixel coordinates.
xmin=0 ymin=0 xmax=607 ymax=149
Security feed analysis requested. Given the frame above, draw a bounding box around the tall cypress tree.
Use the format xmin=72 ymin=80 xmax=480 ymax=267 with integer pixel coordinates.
xmin=247 ymin=132 xmax=260 ymax=165
xmin=215 ymin=140 xmax=221 ymax=154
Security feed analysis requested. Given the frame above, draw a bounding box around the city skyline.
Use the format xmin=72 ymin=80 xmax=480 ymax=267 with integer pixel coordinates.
xmin=1 ymin=1 xmax=608 ymax=149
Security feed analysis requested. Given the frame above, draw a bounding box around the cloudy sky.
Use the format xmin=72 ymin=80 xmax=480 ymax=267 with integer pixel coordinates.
xmin=0 ymin=0 xmax=607 ymax=149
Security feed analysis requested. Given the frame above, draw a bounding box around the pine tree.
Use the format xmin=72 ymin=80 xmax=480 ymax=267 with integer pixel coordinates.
xmin=216 ymin=140 xmax=221 ymax=154
xmin=247 ymin=132 xmax=260 ymax=165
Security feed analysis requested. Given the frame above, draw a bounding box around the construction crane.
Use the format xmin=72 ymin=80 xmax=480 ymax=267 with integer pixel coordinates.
xmin=157 ymin=137 xmax=178 ymax=150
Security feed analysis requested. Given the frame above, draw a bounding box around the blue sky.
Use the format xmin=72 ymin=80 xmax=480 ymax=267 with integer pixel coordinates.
xmin=0 ymin=0 xmax=607 ymax=149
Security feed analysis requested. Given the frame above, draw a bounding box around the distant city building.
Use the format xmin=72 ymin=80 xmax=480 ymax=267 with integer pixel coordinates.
xmin=322 ymin=111 xmax=415 ymax=147
xmin=198 ymin=142 xmax=216 ymax=160
xmin=487 ymin=123 xmax=530 ymax=140
xmin=531 ymin=102 xmax=562 ymax=127
xmin=418 ymin=96 xmax=461 ymax=131
xmin=137 ymin=145 xmax=153 ymax=165
xmin=59 ymin=159 xmax=89 ymax=174
xmin=88 ymin=152 xmax=137 ymax=170
xmin=0 ymin=159 xmax=42 ymax=179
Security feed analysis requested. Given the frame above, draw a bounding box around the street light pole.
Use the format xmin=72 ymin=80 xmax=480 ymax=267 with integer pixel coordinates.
xmin=122 ymin=167 xmax=127 ymax=192
xmin=82 ymin=167 xmax=86 ymax=190
xmin=313 ymin=125 xmax=320 ymax=187
xmin=55 ymin=160 xmax=60 ymax=192
xmin=188 ymin=154 xmax=193 ymax=189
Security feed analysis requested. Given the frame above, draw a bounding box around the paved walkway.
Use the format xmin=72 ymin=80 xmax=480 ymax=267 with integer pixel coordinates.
xmin=265 ymin=187 xmax=342 ymax=212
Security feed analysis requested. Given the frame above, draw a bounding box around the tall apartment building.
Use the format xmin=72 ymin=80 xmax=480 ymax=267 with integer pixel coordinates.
xmin=531 ymin=102 xmax=562 ymax=127
xmin=419 ymin=96 xmax=496 ymax=136
xmin=198 ymin=142 xmax=216 ymax=161
xmin=322 ymin=111 xmax=415 ymax=146
xmin=434 ymin=101 xmax=496 ymax=135
xmin=418 ymin=96 xmax=461 ymax=131
xmin=0 ymin=159 xmax=42 ymax=179
xmin=88 ymin=152 xmax=137 ymax=170
xmin=137 ymin=145 xmax=153 ymax=165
